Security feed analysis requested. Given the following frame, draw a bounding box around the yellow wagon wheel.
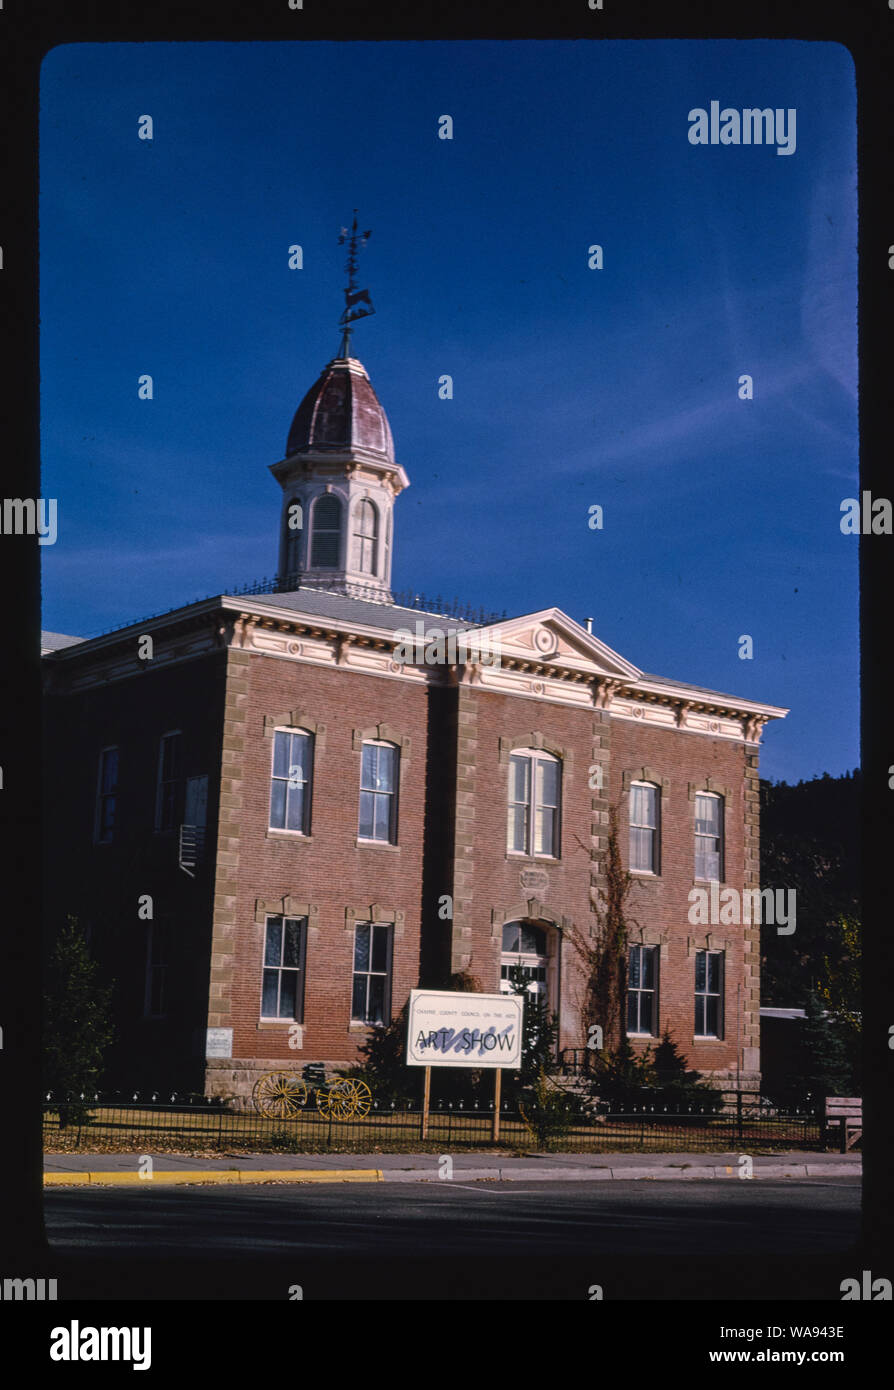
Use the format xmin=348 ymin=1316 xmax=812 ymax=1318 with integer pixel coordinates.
xmin=346 ymin=1079 xmax=372 ymax=1117
xmin=253 ymin=1071 xmax=307 ymax=1119
xmin=316 ymin=1078 xmax=372 ymax=1120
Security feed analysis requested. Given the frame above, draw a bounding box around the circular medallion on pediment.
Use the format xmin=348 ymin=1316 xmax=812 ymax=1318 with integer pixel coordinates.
xmin=533 ymin=629 xmax=556 ymax=656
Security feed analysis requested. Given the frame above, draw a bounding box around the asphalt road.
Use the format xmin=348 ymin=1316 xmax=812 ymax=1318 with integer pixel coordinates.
xmin=45 ymin=1176 xmax=859 ymax=1257
xmin=40 ymin=1178 xmax=863 ymax=1299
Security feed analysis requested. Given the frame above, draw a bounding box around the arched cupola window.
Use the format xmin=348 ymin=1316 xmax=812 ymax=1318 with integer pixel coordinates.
xmin=283 ymin=497 xmax=303 ymax=578
xmin=352 ymin=499 xmax=379 ymax=575
xmin=310 ymin=493 xmax=342 ymax=568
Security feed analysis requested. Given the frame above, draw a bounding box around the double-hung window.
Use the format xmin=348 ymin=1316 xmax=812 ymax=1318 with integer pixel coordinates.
xmin=507 ymin=750 xmax=561 ymax=858
xmin=695 ymin=792 xmax=724 ymax=881
xmin=629 ymin=782 xmax=659 ymax=873
xmin=627 ymin=944 xmax=659 ymax=1036
xmin=155 ymin=732 xmax=183 ymax=833
xmin=269 ymin=728 xmax=314 ymax=834
xmin=351 ymin=922 xmax=392 ymax=1024
xmin=261 ymin=915 xmax=307 ymax=1021
xmin=694 ymin=949 xmax=724 ymax=1038
xmin=358 ymin=741 xmax=399 ymax=843
xmin=95 ymin=747 xmax=119 ymax=844
xmin=144 ymin=920 xmax=170 ymax=1018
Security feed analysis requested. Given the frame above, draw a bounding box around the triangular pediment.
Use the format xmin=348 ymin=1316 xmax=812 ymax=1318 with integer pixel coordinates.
xmin=474 ymin=608 xmax=641 ymax=679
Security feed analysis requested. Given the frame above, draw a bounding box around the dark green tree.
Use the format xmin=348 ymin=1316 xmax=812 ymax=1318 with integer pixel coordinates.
xmin=816 ymin=915 xmax=861 ymax=1092
xmin=343 ymin=1001 xmax=417 ymax=1104
xmin=503 ymin=970 xmax=576 ymax=1146
xmin=583 ymin=1035 xmax=657 ymax=1108
xmin=652 ymin=1027 xmax=723 ymax=1112
xmin=760 ymin=772 xmax=860 ymax=1005
xmin=341 ymin=967 xmax=489 ymax=1105
xmin=502 ymin=968 xmax=561 ymax=1102
xmin=43 ymin=917 xmax=115 ymax=1126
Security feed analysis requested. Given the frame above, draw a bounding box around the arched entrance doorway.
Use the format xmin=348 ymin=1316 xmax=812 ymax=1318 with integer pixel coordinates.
xmin=499 ymin=920 xmax=551 ymax=1003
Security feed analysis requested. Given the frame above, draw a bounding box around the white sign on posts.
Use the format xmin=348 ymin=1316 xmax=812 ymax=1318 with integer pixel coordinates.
xmin=406 ymin=989 xmax=523 ymax=1069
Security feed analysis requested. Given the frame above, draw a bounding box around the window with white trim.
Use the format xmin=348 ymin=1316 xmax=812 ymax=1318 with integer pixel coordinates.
xmin=269 ymin=728 xmax=314 ymax=834
xmin=694 ymin=949 xmax=724 ymax=1038
xmin=627 ymin=944 xmax=659 ymax=1035
xmin=629 ymin=782 xmax=659 ymax=873
xmin=261 ymin=915 xmax=307 ymax=1021
xmin=694 ymin=792 xmax=724 ymax=881
xmin=155 ymin=732 xmax=183 ymax=833
xmin=351 ymin=922 xmax=392 ymax=1024
xmin=95 ymin=746 xmax=119 ymax=844
xmin=358 ymin=740 xmax=399 ymax=843
xmin=351 ymin=499 xmax=378 ymax=575
xmin=507 ymin=750 xmax=561 ymax=857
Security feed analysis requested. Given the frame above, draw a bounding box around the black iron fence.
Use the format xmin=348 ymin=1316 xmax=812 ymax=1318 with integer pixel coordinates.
xmin=43 ymin=1090 xmax=823 ymax=1154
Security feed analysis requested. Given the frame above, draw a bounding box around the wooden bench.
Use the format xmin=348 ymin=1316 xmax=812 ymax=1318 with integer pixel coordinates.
xmin=825 ymin=1097 xmax=862 ymax=1152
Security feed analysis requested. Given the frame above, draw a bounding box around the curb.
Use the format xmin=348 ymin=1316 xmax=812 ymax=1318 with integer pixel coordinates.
xmin=43 ymin=1162 xmax=860 ymax=1188
xmin=383 ymin=1163 xmax=861 ymax=1183
xmin=44 ymin=1169 xmax=384 ymax=1188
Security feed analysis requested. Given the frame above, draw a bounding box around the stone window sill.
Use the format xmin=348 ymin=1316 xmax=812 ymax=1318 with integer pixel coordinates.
xmin=355 ymin=838 xmax=400 ymax=852
xmin=266 ymin=829 xmax=313 ymax=843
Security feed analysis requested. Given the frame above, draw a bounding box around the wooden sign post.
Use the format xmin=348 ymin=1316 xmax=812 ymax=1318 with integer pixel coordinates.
xmin=420 ymin=1064 xmax=431 ymax=1140
xmin=492 ymin=1067 xmax=502 ymax=1143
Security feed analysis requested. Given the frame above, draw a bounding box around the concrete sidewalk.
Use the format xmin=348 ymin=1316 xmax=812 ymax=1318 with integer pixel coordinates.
xmin=43 ymin=1150 xmax=861 ymax=1187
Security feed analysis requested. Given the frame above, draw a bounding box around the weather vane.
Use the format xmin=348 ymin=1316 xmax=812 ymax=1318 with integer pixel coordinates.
xmin=337 ymin=210 xmax=375 ymax=357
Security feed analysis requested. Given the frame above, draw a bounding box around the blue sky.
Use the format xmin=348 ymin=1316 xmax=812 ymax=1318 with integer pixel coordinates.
xmin=39 ymin=40 xmax=858 ymax=784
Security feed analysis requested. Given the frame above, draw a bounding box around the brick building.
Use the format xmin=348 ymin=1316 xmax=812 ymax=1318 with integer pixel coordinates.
xmin=42 ymin=337 xmax=787 ymax=1101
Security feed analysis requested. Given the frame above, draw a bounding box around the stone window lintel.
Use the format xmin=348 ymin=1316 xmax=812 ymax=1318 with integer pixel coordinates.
xmin=263 ymin=713 xmax=326 ymax=747
xmin=622 ymin=768 xmax=670 ymax=796
xmin=687 ymin=934 xmax=730 ymax=956
xmin=688 ymin=779 xmax=732 ymax=802
xmin=498 ymin=734 xmax=571 ymax=768
xmin=254 ymin=897 xmax=319 ymax=925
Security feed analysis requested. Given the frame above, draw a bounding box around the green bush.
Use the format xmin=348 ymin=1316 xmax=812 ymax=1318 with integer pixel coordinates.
xmin=518 ymin=1070 xmax=578 ymax=1150
xmin=585 ymin=1031 xmax=723 ymax=1113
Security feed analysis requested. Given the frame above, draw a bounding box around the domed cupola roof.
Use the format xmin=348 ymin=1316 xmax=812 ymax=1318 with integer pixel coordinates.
xmin=286 ymin=356 xmax=394 ymax=462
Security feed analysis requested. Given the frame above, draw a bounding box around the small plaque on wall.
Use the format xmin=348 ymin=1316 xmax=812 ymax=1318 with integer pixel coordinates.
xmin=519 ymin=868 xmax=549 ymax=893
xmin=206 ymin=1027 xmax=233 ymax=1059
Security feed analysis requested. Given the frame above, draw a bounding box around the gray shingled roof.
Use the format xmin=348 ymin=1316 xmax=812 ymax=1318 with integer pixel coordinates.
xmin=40 ymin=595 xmax=782 ymax=713
xmin=244 ymin=587 xmax=483 ymax=635
xmin=638 ymin=671 xmax=773 ymax=707
xmin=41 ymin=631 xmax=85 ymax=654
